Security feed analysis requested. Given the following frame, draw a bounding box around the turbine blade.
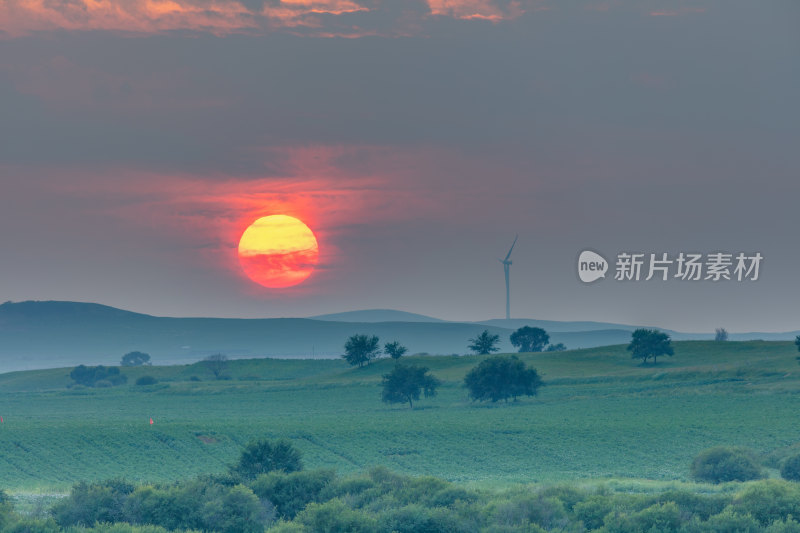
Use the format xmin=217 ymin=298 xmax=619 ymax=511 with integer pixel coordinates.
xmin=504 ymin=235 xmax=518 ymax=261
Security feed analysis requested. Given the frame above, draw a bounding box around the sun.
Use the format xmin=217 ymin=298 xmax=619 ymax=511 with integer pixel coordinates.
xmin=237 ymin=215 xmax=319 ymax=288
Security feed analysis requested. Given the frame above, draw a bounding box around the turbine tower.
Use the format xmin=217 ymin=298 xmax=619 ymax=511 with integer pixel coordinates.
xmin=500 ymin=235 xmax=518 ymax=320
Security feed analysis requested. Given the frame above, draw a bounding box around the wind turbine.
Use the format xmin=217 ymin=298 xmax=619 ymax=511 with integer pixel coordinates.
xmin=500 ymin=235 xmax=518 ymax=320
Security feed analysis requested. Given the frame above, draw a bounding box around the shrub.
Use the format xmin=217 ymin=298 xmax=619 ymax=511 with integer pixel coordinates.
xmin=481 ymin=525 xmax=546 ymax=533
xmin=690 ymin=447 xmax=764 ymax=483
xmin=647 ymin=489 xmax=728 ymax=521
xmin=51 ymin=480 xmax=134 ymax=527
xmin=781 ymin=453 xmax=800 ymax=481
xmin=731 ymin=480 xmax=800 ymax=526
xmin=123 ymin=479 xmax=269 ymax=532
xmin=4 ymin=518 xmax=61 ymax=532
xmin=0 ymin=490 xmax=15 ymax=530
xmin=200 ymin=484 xmax=266 ymax=533
xmin=250 ymin=469 xmax=336 ymax=518
xmin=69 ymin=365 xmax=128 ymax=387
xmin=545 ymin=343 xmax=567 ymax=352
xmin=602 ymin=502 xmax=682 ymax=533
xmin=419 ymin=485 xmax=476 ymax=508
xmin=535 ymin=484 xmax=590 ymax=512
xmin=265 ymin=521 xmax=306 ymax=533
xmin=699 ymin=507 xmax=761 ymax=533
xmin=322 ymin=476 xmax=376 ymax=503
xmin=135 ymin=376 xmax=158 ymax=386
xmin=232 ymin=439 xmax=302 ymax=481
xmin=378 ymin=504 xmax=474 ymax=533
xmin=295 ymin=499 xmax=377 ymax=533
xmin=573 ymin=495 xmax=621 ymax=531
xmin=767 ymin=517 xmax=800 ymax=533
xmin=490 ymin=495 xmax=568 ymax=530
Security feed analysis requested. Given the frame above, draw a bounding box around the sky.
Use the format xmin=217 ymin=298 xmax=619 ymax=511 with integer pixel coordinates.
xmin=1 ymin=0 xmax=799 ymax=332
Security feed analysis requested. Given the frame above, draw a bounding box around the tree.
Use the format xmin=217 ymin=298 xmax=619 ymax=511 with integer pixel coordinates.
xmin=232 ymin=439 xmax=303 ymax=481
xmin=468 ymin=330 xmax=500 ymax=355
xmin=343 ymin=334 xmax=381 ymax=367
xmin=795 ymin=335 xmax=800 ymax=352
xmin=627 ymin=328 xmax=674 ymax=365
xmin=690 ymin=447 xmax=763 ymax=483
xmin=464 ymin=355 xmax=543 ymax=402
xmin=715 ymin=328 xmax=729 ymax=342
xmin=121 ymin=351 xmax=151 ymax=366
xmin=781 ymin=453 xmax=800 ymax=481
xmin=509 ymin=326 xmax=550 ymax=353
xmin=69 ymin=365 xmax=127 ymax=387
xmin=381 ymin=364 xmax=440 ymax=409
xmin=384 ymin=341 xmax=408 ymax=362
xmin=204 ymin=353 xmax=229 ymax=379
xmin=546 ymin=343 xmax=567 ymax=352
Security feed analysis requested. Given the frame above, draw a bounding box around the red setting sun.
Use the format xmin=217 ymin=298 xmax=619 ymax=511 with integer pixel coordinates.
xmin=237 ymin=215 xmax=319 ymax=288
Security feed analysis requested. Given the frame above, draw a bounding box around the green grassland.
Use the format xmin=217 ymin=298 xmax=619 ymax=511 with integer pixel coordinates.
xmin=2 ymin=341 xmax=800 ymax=492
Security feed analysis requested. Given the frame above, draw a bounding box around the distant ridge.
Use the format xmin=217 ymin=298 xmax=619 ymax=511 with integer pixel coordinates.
xmin=1 ymin=301 xmax=797 ymax=373
xmin=310 ymin=309 xmax=445 ymax=323
xmin=477 ymin=318 xmax=642 ymax=333
xmin=0 ymin=300 xmax=150 ymax=319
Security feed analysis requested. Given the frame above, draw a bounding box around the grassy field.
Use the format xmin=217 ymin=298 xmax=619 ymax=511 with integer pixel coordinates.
xmin=1 ymin=341 xmax=800 ymax=492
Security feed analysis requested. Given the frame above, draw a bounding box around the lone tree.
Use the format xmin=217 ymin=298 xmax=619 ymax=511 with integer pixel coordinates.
xmin=715 ymin=328 xmax=729 ymax=342
xmin=468 ymin=330 xmax=500 ymax=355
xmin=464 ymin=355 xmax=543 ymax=402
xmin=690 ymin=447 xmax=763 ymax=483
xmin=384 ymin=341 xmax=408 ymax=362
xmin=627 ymin=328 xmax=674 ymax=365
xmin=231 ymin=439 xmax=302 ymax=481
xmin=509 ymin=326 xmax=550 ymax=353
xmin=121 ymin=351 xmax=151 ymax=367
xmin=203 ymin=353 xmax=229 ymax=379
xmin=381 ymin=364 xmax=440 ymax=409
xmin=343 ymin=334 xmax=381 ymax=367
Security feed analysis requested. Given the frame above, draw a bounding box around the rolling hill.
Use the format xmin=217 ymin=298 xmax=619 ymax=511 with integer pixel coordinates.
xmin=1 ymin=301 xmax=797 ymax=372
xmin=0 ymin=340 xmax=799 ymax=490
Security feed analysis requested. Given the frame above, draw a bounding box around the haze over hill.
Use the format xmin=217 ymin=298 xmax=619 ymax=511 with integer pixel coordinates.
xmin=310 ymin=309 xmax=446 ymax=323
xmin=0 ymin=301 xmax=797 ymax=372
xmin=310 ymin=309 xmax=636 ymax=331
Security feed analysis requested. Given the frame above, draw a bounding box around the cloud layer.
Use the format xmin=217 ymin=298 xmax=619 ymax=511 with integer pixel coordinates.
xmin=1 ymin=0 xmax=532 ymax=37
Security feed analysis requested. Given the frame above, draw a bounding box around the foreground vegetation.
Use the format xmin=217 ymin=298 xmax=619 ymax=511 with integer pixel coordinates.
xmin=7 ymin=467 xmax=800 ymax=532
xmin=1 ymin=341 xmax=800 ymax=492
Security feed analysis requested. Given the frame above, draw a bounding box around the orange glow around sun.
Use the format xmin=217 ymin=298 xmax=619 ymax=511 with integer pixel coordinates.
xmin=237 ymin=215 xmax=319 ymax=288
